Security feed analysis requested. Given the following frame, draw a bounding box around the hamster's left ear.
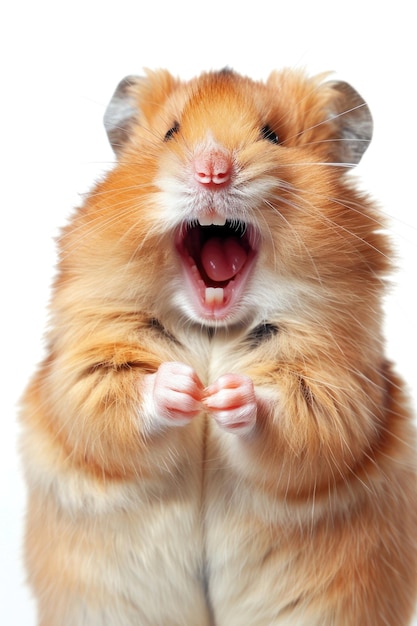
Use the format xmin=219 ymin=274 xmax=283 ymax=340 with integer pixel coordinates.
xmin=326 ymin=81 xmax=373 ymax=166
xmin=103 ymin=76 xmax=142 ymax=154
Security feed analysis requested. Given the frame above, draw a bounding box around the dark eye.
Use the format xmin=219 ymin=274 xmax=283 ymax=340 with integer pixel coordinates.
xmin=260 ymin=125 xmax=279 ymax=144
xmin=164 ymin=121 xmax=180 ymax=141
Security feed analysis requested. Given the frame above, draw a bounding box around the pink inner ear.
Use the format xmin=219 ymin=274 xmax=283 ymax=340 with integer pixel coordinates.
xmin=201 ymin=236 xmax=247 ymax=282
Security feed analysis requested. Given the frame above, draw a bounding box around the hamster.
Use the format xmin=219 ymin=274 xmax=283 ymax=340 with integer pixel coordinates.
xmin=20 ymin=68 xmax=417 ymax=625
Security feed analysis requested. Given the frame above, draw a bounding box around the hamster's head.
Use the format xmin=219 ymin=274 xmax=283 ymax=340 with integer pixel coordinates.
xmin=102 ymin=68 xmax=375 ymax=327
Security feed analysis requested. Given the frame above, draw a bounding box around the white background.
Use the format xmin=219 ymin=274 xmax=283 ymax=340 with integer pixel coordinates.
xmin=1 ymin=1 xmax=416 ymax=624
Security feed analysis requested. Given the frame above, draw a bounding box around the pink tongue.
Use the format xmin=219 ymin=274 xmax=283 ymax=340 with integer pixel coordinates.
xmin=201 ymin=236 xmax=247 ymax=282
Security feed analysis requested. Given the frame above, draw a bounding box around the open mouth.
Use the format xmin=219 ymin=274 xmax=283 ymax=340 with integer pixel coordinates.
xmin=175 ymin=217 xmax=259 ymax=320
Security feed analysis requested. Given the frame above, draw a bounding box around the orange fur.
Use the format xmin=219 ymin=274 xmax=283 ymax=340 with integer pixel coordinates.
xmin=20 ymin=68 xmax=417 ymax=625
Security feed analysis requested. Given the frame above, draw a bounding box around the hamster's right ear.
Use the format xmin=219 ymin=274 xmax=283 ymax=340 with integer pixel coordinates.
xmin=104 ymin=76 xmax=142 ymax=154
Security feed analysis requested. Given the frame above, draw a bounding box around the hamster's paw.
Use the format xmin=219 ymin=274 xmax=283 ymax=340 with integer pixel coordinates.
xmin=141 ymin=362 xmax=204 ymax=429
xmin=204 ymin=374 xmax=257 ymax=435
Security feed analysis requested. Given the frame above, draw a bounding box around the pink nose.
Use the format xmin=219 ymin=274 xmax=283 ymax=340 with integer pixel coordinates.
xmin=193 ymin=149 xmax=232 ymax=187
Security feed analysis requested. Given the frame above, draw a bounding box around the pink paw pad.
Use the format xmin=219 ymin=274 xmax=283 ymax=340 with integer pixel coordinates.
xmin=143 ymin=362 xmax=203 ymax=427
xmin=203 ymin=373 xmax=257 ymax=434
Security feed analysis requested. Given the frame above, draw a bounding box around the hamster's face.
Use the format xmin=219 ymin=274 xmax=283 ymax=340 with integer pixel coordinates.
xmin=103 ymin=69 xmax=374 ymax=327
